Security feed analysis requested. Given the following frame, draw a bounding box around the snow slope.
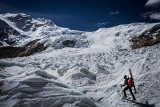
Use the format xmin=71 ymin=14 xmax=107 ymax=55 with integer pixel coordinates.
xmin=0 ymin=13 xmax=160 ymax=107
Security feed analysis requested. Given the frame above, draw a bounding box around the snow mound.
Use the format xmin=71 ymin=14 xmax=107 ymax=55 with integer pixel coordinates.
xmin=0 ymin=72 xmax=97 ymax=107
xmin=21 ymin=77 xmax=51 ymax=88
xmin=35 ymin=70 xmax=57 ymax=79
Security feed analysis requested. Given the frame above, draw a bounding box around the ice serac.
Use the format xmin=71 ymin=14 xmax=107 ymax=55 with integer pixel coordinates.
xmin=0 ymin=13 xmax=160 ymax=107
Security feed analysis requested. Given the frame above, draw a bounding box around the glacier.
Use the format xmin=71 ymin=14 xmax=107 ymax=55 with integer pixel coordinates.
xmin=0 ymin=13 xmax=160 ymax=107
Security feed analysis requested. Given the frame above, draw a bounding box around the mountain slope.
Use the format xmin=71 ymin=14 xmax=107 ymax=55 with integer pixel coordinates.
xmin=0 ymin=13 xmax=160 ymax=107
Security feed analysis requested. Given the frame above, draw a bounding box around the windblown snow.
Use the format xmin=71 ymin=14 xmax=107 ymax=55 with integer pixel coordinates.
xmin=0 ymin=13 xmax=160 ymax=107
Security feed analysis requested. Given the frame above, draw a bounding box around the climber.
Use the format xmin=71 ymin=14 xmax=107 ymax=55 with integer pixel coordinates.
xmin=121 ymin=75 xmax=136 ymax=101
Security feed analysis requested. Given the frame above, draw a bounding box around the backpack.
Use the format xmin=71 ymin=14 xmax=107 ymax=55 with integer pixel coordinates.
xmin=127 ymin=78 xmax=134 ymax=87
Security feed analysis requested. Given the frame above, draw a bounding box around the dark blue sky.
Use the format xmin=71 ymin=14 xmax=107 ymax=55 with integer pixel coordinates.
xmin=0 ymin=0 xmax=160 ymax=31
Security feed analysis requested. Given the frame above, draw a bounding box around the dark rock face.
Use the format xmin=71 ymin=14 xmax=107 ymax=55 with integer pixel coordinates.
xmin=131 ymin=24 xmax=160 ymax=49
xmin=62 ymin=40 xmax=76 ymax=47
xmin=0 ymin=19 xmax=20 ymax=45
xmin=0 ymin=42 xmax=3 ymax=46
xmin=0 ymin=39 xmax=47 ymax=58
xmin=6 ymin=13 xmax=33 ymax=31
xmin=19 ymin=39 xmax=47 ymax=57
xmin=0 ymin=46 xmax=24 ymax=58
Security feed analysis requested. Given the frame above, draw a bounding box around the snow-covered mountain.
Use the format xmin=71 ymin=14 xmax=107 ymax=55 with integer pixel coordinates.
xmin=0 ymin=13 xmax=160 ymax=107
xmin=0 ymin=13 xmax=87 ymax=48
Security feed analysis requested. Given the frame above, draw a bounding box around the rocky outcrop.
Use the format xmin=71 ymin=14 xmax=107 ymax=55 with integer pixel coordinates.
xmin=131 ymin=24 xmax=160 ymax=49
xmin=0 ymin=46 xmax=24 ymax=58
xmin=0 ymin=39 xmax=47 ymax=58
xmin=18 ymin=39 xmax=47 ymax=57
xmin=62 ymin=40 xmax=76 ymax=47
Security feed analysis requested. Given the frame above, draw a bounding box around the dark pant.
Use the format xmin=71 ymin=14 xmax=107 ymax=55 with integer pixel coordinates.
xmin=123 ymin=86 xmax=136 ymax=100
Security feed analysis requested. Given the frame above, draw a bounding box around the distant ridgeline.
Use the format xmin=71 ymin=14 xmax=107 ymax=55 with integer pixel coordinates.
xmin=1 ymin=13 xmax=160 ymax=58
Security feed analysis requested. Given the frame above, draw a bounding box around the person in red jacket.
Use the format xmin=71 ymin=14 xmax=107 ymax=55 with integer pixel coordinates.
xmin=121 ymin=75 xmax=136 ymax=101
